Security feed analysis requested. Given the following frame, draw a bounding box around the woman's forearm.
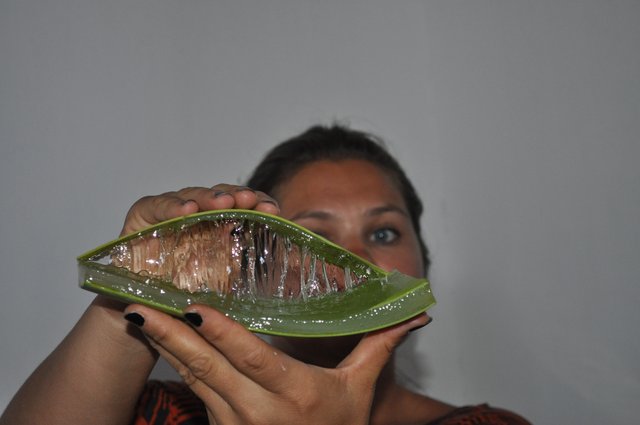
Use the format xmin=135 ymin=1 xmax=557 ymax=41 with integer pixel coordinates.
xmin=0 ymin=296 xmax=158 ymax=425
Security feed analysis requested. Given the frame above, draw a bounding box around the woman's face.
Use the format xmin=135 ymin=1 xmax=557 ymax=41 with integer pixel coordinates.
xmin=276 ymin=159 xmax=424 ymax=278
xmin=269 ymin=159 xmax=425 ymax=365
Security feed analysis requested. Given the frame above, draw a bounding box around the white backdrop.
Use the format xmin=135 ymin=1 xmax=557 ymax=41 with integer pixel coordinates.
xmin=1 ymin=1 xmax=638 ymax=424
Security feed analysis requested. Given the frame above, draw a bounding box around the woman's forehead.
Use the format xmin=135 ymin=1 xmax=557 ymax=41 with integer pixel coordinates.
xmin=276 ymin=159 xmax=407 ymax=211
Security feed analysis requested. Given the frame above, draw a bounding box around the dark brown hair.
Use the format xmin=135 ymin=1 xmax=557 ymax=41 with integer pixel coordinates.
xmin=247 ymin=124 xmax=430 ymax=274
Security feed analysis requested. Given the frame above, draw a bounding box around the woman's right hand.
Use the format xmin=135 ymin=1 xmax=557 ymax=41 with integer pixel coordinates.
xmin=0 ymin=184 xmax=279 ymax=425
xmin=120 ymin=184 xmax=280 ymax=237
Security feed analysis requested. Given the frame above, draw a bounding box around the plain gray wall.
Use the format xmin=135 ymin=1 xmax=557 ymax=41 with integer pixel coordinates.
xmin=1 ymin=1 xmax=638 ymax=424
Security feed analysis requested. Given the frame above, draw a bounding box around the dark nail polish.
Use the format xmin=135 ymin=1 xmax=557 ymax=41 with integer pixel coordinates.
xmin=260 ymin=199 xmax=279 ymax=207
xmin=124 ymin=312 xmax=145 ymax=327
xmin=234 ymin=186 xmax=255 ymax=193
xmin=410 ymin=317 xmax=433 ymax=333
xmin=184 ymin=312 xmax=203 ymax=327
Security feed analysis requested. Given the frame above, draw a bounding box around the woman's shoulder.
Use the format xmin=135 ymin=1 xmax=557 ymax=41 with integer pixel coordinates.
xmin=426 ymin=403 xmax=531 ymax=425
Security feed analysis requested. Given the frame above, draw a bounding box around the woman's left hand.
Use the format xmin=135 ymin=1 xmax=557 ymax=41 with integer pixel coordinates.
xmin=123 ymin=304 xmax=428 ymax=425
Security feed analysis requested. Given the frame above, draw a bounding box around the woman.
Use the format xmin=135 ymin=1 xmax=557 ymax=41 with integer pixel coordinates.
xmin=0 ymin=125 xmax=529 ymax=425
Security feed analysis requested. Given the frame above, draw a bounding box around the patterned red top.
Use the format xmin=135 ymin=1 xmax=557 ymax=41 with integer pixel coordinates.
xmin=132 ymin=381 xmax=208 ymax=425
xmin=425 ymin=404 xmax=531 ymax=425
xmin=132 ymin=381 xmax=530 ymax=425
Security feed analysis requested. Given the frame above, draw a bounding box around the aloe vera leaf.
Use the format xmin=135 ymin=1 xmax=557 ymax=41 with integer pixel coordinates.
xmin=78 ymin=209 xmax=435 ymax=337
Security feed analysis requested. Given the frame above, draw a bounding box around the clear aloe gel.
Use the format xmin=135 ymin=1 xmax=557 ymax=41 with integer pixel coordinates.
xmin=78 ymin=209 xmax=435 ymax=337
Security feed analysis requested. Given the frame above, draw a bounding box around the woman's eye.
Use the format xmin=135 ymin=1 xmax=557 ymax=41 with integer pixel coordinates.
xmin=369 ymin=228 xmax=399 ymax=244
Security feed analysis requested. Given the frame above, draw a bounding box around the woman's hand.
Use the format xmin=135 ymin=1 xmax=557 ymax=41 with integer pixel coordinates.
xmin=120 ymin=184 xmax=280 ymax=236
xmin=123 ymin=304 xmax=429 ymax=425
xmin=0 ymin=184 xmax=281 ymax=425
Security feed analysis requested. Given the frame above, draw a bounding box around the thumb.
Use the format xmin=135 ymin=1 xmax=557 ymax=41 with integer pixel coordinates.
xmin=338 ymin=313 xmax=431 ymax=382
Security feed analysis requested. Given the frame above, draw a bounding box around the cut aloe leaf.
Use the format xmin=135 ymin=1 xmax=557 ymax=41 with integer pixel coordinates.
xmin=78 ymin=209 xmax=435 ymax=337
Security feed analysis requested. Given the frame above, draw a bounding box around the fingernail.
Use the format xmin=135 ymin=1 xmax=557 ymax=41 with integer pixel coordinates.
xmin=184 ymin=312 xmax=203 ymax=327
xmin=409 ymin=316 xmax=433 ymax=333
xmin=214 ymin=190 xmax=230 ymax=198
xmin=234 ymin=186 xmax=255 ymax=193
xmin=124 ymin=312 xmax=145 ymax=327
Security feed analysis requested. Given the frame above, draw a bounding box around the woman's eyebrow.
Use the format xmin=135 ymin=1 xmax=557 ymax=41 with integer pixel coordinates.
xmin=366 ymin=205 xmax=408 ymax=218
xmin=289 ymin=210 xmax=334 ymax=221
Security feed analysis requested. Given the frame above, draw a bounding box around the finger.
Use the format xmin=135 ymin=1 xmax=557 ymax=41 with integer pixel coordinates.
xmin=144 ymin=338 xmax=235 ymax=422
xmin=174 ymin=186 xmax=237 ymax=211
xmin=123 ymin=305 xmax=269 ymax=406
xmin=121 ymin=195 xmax=199 ymax=236
xmin=338 ymin=313 xmax=431 ymax=385
xmin=122 ymin=184 xmax=280 ymax=236
xmin=126 ymin=306 xmax=280 ymax=424
xmin=253 ymin=190 xmax=280 ymax=214
xmin=211 ymin=184 xmax=280 ymax=214
xmin=183 ymin=305 xmax=300 ymax=394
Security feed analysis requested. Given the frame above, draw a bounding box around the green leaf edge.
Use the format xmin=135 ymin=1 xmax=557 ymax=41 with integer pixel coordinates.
xmin=78 ymin=209 xmax=436 ymax=337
